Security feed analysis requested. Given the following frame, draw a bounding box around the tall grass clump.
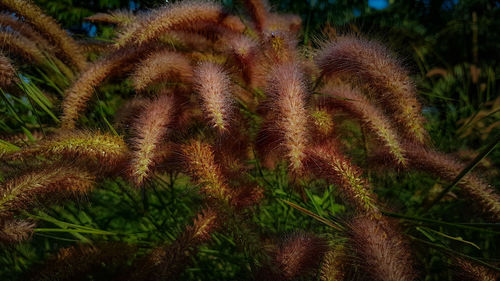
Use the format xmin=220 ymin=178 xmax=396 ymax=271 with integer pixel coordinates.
xmin=0 ymin=0 xmax=498 ymax=280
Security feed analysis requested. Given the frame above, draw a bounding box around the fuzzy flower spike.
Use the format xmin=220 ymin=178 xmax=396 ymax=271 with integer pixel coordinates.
xmin=193 ymin=61 xmax=234 ymax=133
xmin=316 ymin=36 xmax=427 ymax=144
xmin=266 ymin=62 xmax=309 ymax=175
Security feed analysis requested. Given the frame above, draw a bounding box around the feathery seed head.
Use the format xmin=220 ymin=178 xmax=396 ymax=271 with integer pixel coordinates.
xmin=0 ymin=53 xmax=16 ymax=88
xmin=0 ymin=31 xmax=46 ymax=64
xmin=244 ymin=0 xmax=270 ymax=32
xmin=0 ymin=165 xmax=95 ymax=218
xmin=348 ymin=215 xmax=416 ymax=281
xmin=267 ymin=62 xmax=309 ymax=175
xmin=133 ymin=50 xmax=193 ymax=92
xmin=0 ymin=219 xmax=35 ymax=244
xmin=61 ymin=46 xmax=147 ymax=129
xmin=189 ymin=207 xmax=219 ymax=242
xmin=404 ymin=143 xmax=500 ymax=221
xmin=116 ymin=1 xmax=225 ymax=47
xmin=305 ymin=140 xmax=380 ymax=215
xmin=12 ymin=131 xmax=129 ymax=169
xmin=316 ymin=36 xmax=427 ymax=144
xmin=181 ymin=140 xmax=232 ymax=202
xmin=310 ymin=108 xmax=334 ymax=139
xmin=85 ymin=10 xmax=136 ymax=27
xmin=0 ymin=13 xmax=55 ymax=54
xmin=1 ymin=0 xmax=86 ymax=70
xmin=193 ymin=61 xmax=233 ymax=132
xmin=320 ymin=244 xmax=347 ymax=281
xmin=266 ymin=13 xmax=302 ymax=34
xmin=227 ymin=34 xmax=258 ymax=64
xmin=274 ymin=232 xmax=328 ymax=279
xmin=455 ymin=258 xmax=499 ymax=281
xmin=129 ymin=95 xmax=175 ymax=186
xmin=264 ymin=31 xmax=298 ymax=64
xmin=320 ymin=82 xmax=407 ymax=166
xmin=221 ymin=15 xmax=246 ymax=34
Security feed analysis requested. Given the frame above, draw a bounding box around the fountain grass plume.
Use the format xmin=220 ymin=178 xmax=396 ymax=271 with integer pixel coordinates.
xmin=8 ymin=130 xmax=129 ymax=169
xmin=305 ymin=140 xmax=380 ymax=215
xmin=0 ymin=219 xmax=35 ymax=244
xmin=455 ymin=258 xmax=499 ymax=281
xmin=266 ymin=62 xmax=309 ymax=175
xmin=274 ymin=232 xmax=328 ymax=279
xmin=0 ymin=165 xmax=95 ymax=218
xmin=0 ymin=53 xmax=16 ymax=87
xmin=0 ymin=12 xmax=55 ymax=54
xmin=310 ymin=108 xmax=335 ymax=139
xmin=85 ymin=10 xmax=136 ymax=27
xmin=61 ymin=46 xmax=148 ymax=129
xmin=132 ymin=50 xmax=193 ymax=92
xmin=320 ymin=244 xmax=347 ymax=281
xmin=115 ymin=1 xmax=231 ymax=48
xmin=316 ymin=36 xmax=427 ymax=144
xmin=404 ymin=142 xmax=500 ymax=221
xmin=348 ymin=215 xmax=416 ymax=281
xmin=0 ymin=30 xmax=46 ymax=65
xmin=226 ymin=34 xmax=258 ymax=85
xmin=193 ymin=61 xmax=234 ymax=133
xmin=244 ymin=0 xmax=270 ymax=32
xmin=128 ymin=95 xmax=175 ymax=187
xmin=1 ymin=0 xmax=86 ymax=70
xmin=181 ymin=140 xmax=233 ymax=202
xmin=319 ymin=82 xmax=407 ymax=166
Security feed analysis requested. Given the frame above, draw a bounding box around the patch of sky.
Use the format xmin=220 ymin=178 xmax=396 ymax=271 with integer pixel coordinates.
xmin=368 ymin=0 xmax=389 ymax=10
xmin=441 ymin=0 xmax=459 ymax=11
xmin=81 ymin=22 xmax=97 ymax=37
xmin=18 ymin=74 xmax=30 ymax=83
xmin=129 ymin=0 xmax=139 ymax=11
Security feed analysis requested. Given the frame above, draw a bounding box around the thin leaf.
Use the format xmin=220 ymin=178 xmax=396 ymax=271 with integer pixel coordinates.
xmin=281 ymin=199 xmax=344 ymax=231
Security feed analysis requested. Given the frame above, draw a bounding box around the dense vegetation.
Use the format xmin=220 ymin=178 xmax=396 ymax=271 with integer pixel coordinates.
xmin=0 ymin=0 xmax=499 ymax=280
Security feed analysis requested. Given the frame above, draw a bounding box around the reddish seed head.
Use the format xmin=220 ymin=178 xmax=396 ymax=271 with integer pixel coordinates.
xmin=1 ymin=0 xmax=87 ymax=70
xmin=0 ymin=219 xmax=35 ymax=244
xmin=132 ymin=50 xmax=193 ymax=92
xmin=116 ymin=1 xmax=225 ymax=47
xmin=180 ymin=140 xmax=232 ymax=202
xmin=266 ymin=62 xmax=309 ymax=175
xmin=193 ymin=61 xmax=234 ymax=133
xmin=0 ymin=53 xmax=16 ymax=88
xmin=244 ymin=0 xmax=270 ymax=32
xmin=189 ymin=207 xmax=219 ymax=242
xmin=129 ymin=95 xmax=175 ymax=187
xmin=348 ymin=216 xmax=416 ymax=281
xmin=455 ymin=258 xmax=499 ymax=281
xmin=274 ymin=232 xmax=328 ymax=279
xmin=316 ymin=36 xmax=427 ymax=144
xmin=61 ymin=46 xmax=148 ymax=129
xmin=0 ymin=165 xmax=95 ymax=218
xmin=404 ymin=142 xmax=500 ymax=221
xmin=319 ymin=82 xmax=407 ymax=166
xmin=9 ymin=131 xmax=129 ymax=174
xmin=305 ymin=140 xmax=380 ymax=215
